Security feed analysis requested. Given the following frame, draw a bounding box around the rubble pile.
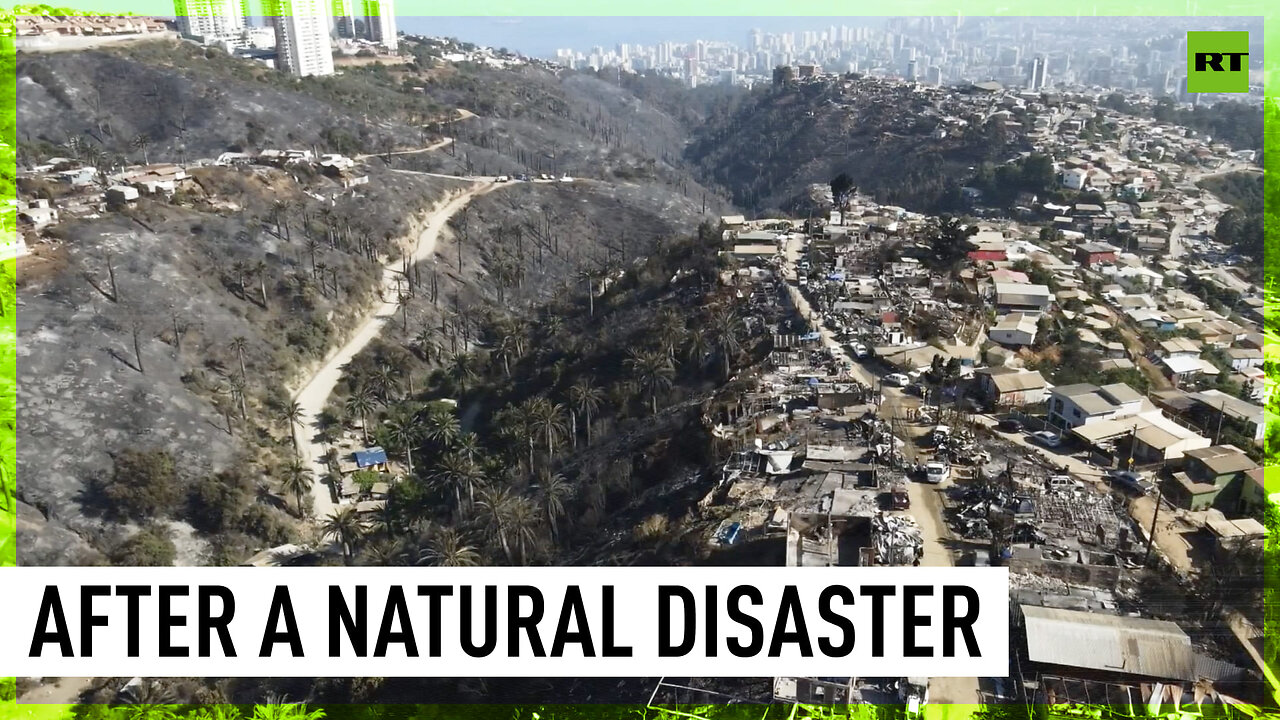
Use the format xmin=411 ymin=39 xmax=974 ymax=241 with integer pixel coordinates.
xmin=872 ymin=512 xmax=923 ymax=566
xmin=1009 ymin=572 xmax=1070 ymax=593
xmin=1034 ymin=489 xmax=1128 ymax=545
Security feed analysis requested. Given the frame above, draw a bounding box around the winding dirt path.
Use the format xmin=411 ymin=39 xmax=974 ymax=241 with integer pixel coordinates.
xmin=291 ymin=180 xmax=501 ymax=520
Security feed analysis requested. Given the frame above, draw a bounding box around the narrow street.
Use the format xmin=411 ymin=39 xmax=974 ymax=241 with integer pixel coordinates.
xmin=781 ymin=234 xmax=979 ymax=705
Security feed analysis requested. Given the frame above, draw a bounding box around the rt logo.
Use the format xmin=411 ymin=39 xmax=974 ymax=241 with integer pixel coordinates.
xmin=1186 ymin=31 xmax=1249 ymax=93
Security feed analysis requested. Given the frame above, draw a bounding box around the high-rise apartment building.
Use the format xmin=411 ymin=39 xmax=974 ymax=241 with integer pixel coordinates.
xmin=1029 ymin=55 xmax=1048 ymax=90
xmin=173 ymin=0 xmax=246 ymax=39
xmin=361 ymin=0 xmax=396 ymax=51
xmin=331 ymin=0 xmax=354 ymax=38
xmin=269 ymin=0 xmax=335 ymax=77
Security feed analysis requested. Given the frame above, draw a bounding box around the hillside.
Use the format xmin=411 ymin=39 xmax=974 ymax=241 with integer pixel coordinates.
xmin=683 ymin=75 xmax=1021 ymax=215
xmin=14 ymin=39 xmax=736 ymax=569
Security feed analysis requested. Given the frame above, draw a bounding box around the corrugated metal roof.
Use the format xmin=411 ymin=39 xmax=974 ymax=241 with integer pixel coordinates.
xmin=1021 ymin=604 xmax=1195 ymax=681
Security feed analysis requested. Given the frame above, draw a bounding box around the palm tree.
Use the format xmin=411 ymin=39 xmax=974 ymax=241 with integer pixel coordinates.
xmin=322 ymin=506 xmax=366 ymax=564
xmin=431 ymin=451 xmax=482 ymax=509
xmin=531 ymin=398 xmax=567 ymax=458
xmin=418 ymin=527 xmax=481 ymax=567
xmin=454 ymin=431 xmax=482 ymax=465
xmin=477 ymin=486 xmax=516 ymax=562
xmin=626 ymin=350 xmax=675 ymax=415
xmin=448 ymin=351 xmax=479 ymax=395
xmin=535 ymin=469 xmax=572 ymax=540
xmin=413 ymin=325 xmax=442 ymax=364
xmin=370 ymin=363 xmax=401 ymax=403
xmin=492 ymin=330 xmax=518 ymax=377
xmin=575 ymin=267 xmax=596 ymax=316
xmin=269 ymin=199 xmax=290 ymax=241
xmin=384 ymin=411 xmax=419 ymax=477
xmin=280 ymin=459 xmax=313 ymax=517
xmin=253 ymin=260 xmax=270 ymax=308
xmin=654 ymin=308 xmax=686 ymax=360
xmin=421 ymin=407 xmax=461 ymax=448
xmin=228 ymin=335 xmax=249 ymax=381
xmin=568 ymin=376 xmax=603 ymax=446
xmin=683 ymin=328 xmax=713 ymax=373
xmin=132 ymin=133 xmax=151 ymax=165
xmin=709 ymin=306 xmax=745 ymax=380
xmin=279 ymin=400 xmax=304 ymax=456
xmin=505 ymin=496 xmax=543 ymax=565
xmin=344 ymin=387 xmax=376 ymax=445
xmin=227 ymin=374 xmax=249 ymax=421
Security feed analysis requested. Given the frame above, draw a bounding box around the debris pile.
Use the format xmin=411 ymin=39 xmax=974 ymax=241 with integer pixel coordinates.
xmin=873 ymin=512 xmax=923 ymax=566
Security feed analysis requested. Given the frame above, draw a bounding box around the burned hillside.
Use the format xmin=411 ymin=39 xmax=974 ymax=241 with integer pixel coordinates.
xmin=16 ymin=158 xmax=463 ymax=566
xmin=684 ymin=74 xmax=1023 ymax=215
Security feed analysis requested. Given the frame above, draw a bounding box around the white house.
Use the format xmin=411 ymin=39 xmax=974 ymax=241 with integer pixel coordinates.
xmin=988 ymin=313 xmax=1039 ymax=347
xmin=1060 ymin=167 xmax=1088 ymax=190
xmin=994 ymin=282 xmax=1054 ymax=315
xmin=1047 ymin=382 xmax=1144 ymax=429
xmin=1225 ymin=347 xmax=1264 ymax=371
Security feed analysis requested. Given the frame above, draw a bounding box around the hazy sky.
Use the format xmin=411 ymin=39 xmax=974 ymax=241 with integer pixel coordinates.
xmin=395 ymin=17 xmax=888 ymax=58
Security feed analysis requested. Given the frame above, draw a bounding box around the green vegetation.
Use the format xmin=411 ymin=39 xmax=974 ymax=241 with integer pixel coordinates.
xmin=967 ymin=153 xmax=1059 ymax=208
xmin=323 ymin=228 xmax=752 ymax=568
xmin=1101 ymin=92 xmax=1264 ymax=152
xmin=1199 ymin=171 xmax=1266 ymax=266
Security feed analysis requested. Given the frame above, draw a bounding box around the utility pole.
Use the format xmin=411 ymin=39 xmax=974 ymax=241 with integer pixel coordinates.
xmin=1144 ymin=482 xmax=1164 ymax=566
xmin=1213 ymin=399 xmax=1227 ymax=445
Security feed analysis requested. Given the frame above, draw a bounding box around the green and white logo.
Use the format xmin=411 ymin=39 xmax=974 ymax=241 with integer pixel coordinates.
xmin=1186 ymin=30 xmax=1249 ymax=93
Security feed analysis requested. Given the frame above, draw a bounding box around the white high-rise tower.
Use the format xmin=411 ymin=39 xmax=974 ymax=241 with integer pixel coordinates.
xmin=361 ymin=0 xmax=397 ymax=51
xmin=173 ymin=0 xmax=246 ymax=39
xmin=269 ymin=0 xmax=335 ymax=76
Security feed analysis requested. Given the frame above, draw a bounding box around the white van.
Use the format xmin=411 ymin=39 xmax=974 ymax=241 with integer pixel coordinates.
xmin=1045 ymin=475 xmax=1083 ymax=492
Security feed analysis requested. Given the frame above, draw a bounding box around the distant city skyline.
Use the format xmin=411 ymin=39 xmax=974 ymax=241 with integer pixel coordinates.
xmin=395 ymin=17 xmax=889 ymax=58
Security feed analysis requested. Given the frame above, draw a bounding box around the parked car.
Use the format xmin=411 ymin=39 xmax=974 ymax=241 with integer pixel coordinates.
xmin=883 ymin=373 xmax=911 ymax=387
xmin=925 ymin=462 xmax=951 ymax=484
xmin=1030 ymin=430 xmax=1063 ymax=448
xmin=1045 ymin=474 xmax=1084 ymax=492
xmin=997 ymin=418 xmax=1024 ymax=433
xmin=1106 ymin=470 xmax=1156 ymax=495
xmin=891 ymin=482 xmax=910 ymax=510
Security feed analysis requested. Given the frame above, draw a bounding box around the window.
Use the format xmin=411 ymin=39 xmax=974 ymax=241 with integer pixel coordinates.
xmin=1072 ymin=408 xmax=1081 ymax=418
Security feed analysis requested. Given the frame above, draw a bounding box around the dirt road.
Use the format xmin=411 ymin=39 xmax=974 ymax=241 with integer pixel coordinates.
xmin=291 ymin=181 xmax=500 ymax=520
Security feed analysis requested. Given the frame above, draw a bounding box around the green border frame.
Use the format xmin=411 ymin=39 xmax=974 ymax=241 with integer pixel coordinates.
xmin=0 ymin=3 xmax=1276 ymax=719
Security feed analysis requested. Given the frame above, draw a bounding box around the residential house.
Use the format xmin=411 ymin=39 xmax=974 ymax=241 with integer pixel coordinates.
xmin=994 ymin=282 xmax=1053 ymax=315
xmin=974 ymin=367 xmax=1048 ymax=408
xmin=1073 ymin=242 xmax=1117 ymax=267
xmin=1172 ymin=445 xmax=1257 ymax=511
xmin=988 ymin=313 xmax=1039 ymax=347
xmin=1158 ymin=337 xmax=1202 ymax=360
xmin=17 ymin=199 xmax=58 ymax=229
xmin=1048 ymin=382 xmax=1143 ymax=429
xmin=1224 ymin=347 xmax=1263 ymax=371
xmin=1240 ymin=467 xmax=1268 ymax=515
xmin=116 ymin=164 xmax=191 ymax=195
xmin=1160 ymin=353 xmax=1219 ymax=387
xmin=1187 ymin=389 xmax=1269 ymax=443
